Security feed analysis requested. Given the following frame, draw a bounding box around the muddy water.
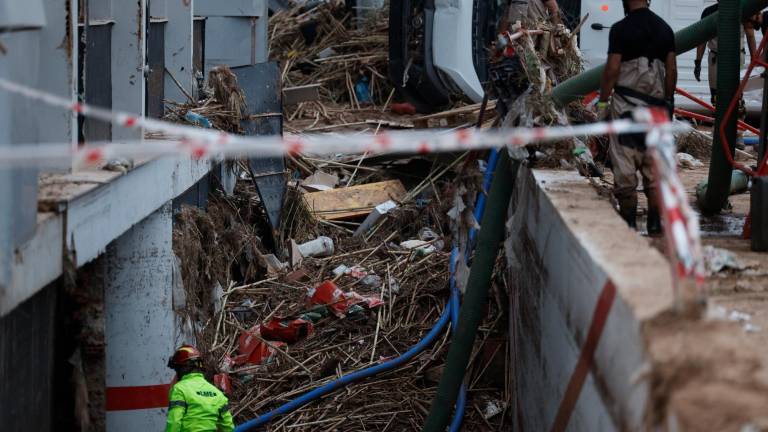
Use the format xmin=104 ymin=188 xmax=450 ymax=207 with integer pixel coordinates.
xmin=698 ymin=212 xmax=746 ymax=237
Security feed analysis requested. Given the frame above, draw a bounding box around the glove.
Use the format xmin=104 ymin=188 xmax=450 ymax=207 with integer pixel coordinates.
xmin=694 ymin=59 xmax=702 ymax=82
xmin=596 ymin=101 xmax=610 ymax=121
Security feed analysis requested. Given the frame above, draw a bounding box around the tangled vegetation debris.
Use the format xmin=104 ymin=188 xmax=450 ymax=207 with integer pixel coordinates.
xmin=172 ymin=150 xmax=511 ymax=430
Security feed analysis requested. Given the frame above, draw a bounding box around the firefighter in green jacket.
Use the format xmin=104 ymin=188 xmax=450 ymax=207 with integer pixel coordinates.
xmin=166 ymin=345 xmax=235 ymax=432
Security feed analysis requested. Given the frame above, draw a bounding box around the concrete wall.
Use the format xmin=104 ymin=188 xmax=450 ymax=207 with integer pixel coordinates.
xmin=506 ymin=166 xmax=675 ymax=431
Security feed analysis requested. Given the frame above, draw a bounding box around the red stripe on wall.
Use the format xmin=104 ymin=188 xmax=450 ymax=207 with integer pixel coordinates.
xmin=106 ymin=384 xmax=171 ymax=411
xmin=550 ymin=279 xmax=617 ymax=432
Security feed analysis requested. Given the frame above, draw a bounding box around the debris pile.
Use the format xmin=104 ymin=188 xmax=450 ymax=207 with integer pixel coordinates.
xmin=174 ymin=152 xmax=510 ymax=430
xmin=491 ymin=18 xmax=595 ymax=171
xmin=269 ymin=2 xmax=393 ymax=121
xmin=495 ymin=20 xmax=586 ymax=128
xmin=173 ymin=181 xmax=271 ymax=322
xmin=163 ymin=65 xmax=248 ymax=133
xmin=675 ymin=127 xmax=713 ymax=160
xmin=268 ymin=1 xmax=497 ymax=132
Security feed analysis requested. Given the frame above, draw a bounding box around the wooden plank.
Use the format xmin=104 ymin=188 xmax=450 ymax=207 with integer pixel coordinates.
xmin=412 ymin=99 xmax=497 ymax=122
xmin=283 ymin=84 xmax=321 ymax=105
xmin=364 ymin=119 xmax=414 ymax=129
xmin=303 ymin=180 xmax=407 ymax=220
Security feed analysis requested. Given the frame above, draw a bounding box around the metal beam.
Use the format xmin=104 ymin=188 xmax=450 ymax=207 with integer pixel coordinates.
xmin=235 ymin=63 xmax=286 ymax=231
xmin=1 ymin=153 xmax=214 ymax=316
xmin=0 ymin=213 xmax=63 ymax=316
xmin=65 ymin=153 xmax=214 ymax=267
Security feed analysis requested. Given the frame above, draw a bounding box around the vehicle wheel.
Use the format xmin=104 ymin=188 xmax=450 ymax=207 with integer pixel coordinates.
xmin=473 ymin=0 xmax=504 ymax=84
xmin=388 ymin=0 xmax=450 ymax=113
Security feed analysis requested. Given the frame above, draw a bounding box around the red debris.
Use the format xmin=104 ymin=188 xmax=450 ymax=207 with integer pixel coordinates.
xmin=260 ymin=317 xmax=314 ymax=344
xmin=344 ymin=291 xmax=384 ymax=309
xmin=214 ymin=373 xmax=232 ymax=395
xmin=234 ymin=326 xmax=284 ymax=366
xmin=582 ymin=90 xmax=599 ymax=107
xmin=308 ymin=280 xmax=348 ymax=316
xmin=308 ymin=280 xmax=384 ymax=317
xmin=390 ymin=102 xmax=417 ymax=115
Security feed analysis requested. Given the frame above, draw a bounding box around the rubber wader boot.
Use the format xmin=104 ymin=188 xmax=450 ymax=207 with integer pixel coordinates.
xmin=647 ymin=207 xmax=662 ymax=236
xmin=619 ymin=205 xmax=637 ymax=229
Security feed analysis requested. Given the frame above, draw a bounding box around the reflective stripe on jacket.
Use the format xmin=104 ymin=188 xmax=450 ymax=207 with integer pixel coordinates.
xmin=166 ymin=372 xmax=235 ymax=432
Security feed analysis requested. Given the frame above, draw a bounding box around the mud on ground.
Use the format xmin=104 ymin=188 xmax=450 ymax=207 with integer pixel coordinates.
xmin=590 ymin=144 xmax=768 ymax=430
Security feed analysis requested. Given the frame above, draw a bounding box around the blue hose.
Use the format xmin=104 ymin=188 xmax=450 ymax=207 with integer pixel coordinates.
xmin=235 ymin=149 xmax=500 ymax=431
xmin=448 ymin=248 xmax=467 ymax=432
xmin=469 ymin=149 xmax=500 ymax=246
xmin=448 ymin=148 xmax=499 ymax=431
xmin=235 ymin=301 xmax=452 ymax=431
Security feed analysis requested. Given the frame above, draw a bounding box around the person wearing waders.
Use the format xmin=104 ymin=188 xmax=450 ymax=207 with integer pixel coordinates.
xmin=596 ymin=0 xmax=677 ymax=234
xmin=166 ymin=345 xmax=235 ymax=432
xmin=694 ymin=0 xmax=757 ymax=148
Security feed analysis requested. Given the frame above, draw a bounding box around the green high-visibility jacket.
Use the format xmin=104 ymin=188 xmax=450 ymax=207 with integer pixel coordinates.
xmin=165 ymin=372 xmax=235 ymax=432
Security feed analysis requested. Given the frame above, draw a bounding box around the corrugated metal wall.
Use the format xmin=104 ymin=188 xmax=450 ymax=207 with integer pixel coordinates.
xmin=0 ymin=284 xmax=57 ymax=430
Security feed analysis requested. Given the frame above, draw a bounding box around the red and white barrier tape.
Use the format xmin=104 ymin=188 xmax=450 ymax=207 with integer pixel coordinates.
xmin=0 ymin=78 xmax=688 ymax=168
xmin=646 ymin=116 xmax=706 ymax=289
xmin=0 ymin=78 xmax=704 ymax=291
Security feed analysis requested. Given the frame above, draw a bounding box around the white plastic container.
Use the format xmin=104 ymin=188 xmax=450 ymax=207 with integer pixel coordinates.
xmin=298 ymin=236 xmax=335 ymax=258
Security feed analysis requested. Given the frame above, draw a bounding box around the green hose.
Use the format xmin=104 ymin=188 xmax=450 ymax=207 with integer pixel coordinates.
xmin=422 ymin=150 xmax=518 ymax=432
xmin=551 ymin=0 xmax=768 ymax=107
xmin=702 ymin=0 xmax=743 ymax=214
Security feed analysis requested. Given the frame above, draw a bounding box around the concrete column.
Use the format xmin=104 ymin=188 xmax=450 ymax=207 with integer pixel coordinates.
xmin=111 ymin=0 xmax=146 ymax=142
xmin=104 ymin=202 xmax=176 ymax=431
xmin=164 ymin=0 xmax=194 ymax=104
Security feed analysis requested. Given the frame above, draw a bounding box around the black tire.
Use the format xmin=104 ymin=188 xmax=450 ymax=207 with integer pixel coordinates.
xmin=472 ymin=0 xmax=504 ymax=84
xmin=752 ymin=176 xmax=768 ymax=252
xmin=388 ymin=0 xmax=451 ymax=113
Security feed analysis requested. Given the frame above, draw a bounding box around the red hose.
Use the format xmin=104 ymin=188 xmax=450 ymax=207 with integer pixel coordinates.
xmin=717 ymin=36 xmax=768 ymax=177
xmin=674 ymin=108 xmax=759 ymax=134
xmin=676 ymin=87 xmax=716 ymax=113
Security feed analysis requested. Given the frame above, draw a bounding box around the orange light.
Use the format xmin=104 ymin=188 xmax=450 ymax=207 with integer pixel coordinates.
xmin=601 ymin=4 xmax=609 ymax=11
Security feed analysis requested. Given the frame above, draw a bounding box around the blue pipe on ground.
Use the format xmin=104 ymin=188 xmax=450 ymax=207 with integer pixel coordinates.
xmin=469 ymin=149 xmax=501 ymax=246
xmin=235 ymin=149 xmax=501 ymax=431
xmin=449 ymin=148 xmax=500 ymax=431
xmin=448 ymin=248 xmax=467 ymax=432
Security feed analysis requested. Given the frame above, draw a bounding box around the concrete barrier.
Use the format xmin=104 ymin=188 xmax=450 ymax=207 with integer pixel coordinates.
xmin=505 ymin=166 xmax=676 ymax=431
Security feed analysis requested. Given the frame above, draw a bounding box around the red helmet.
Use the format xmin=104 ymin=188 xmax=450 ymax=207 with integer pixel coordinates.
xmin=168 ymin=345 xmax=202 ymax=369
